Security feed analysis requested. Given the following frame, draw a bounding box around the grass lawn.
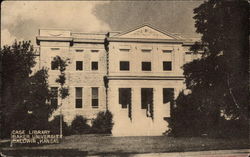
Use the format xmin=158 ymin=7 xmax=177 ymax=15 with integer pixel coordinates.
xmin=28 ymin=135 xmax=249 ymax=155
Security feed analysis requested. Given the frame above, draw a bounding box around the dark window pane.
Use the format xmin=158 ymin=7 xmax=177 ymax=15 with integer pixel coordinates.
xmin=51 ymin=61 xmax=58 ymax=70
xmin=92 ymin=88 xmax=98 ymax=99
xmin=120 ymin=61 xmax=130 ymax=71
xmin=75 ymin=88 xmax=83 ymax=108
xmin=76 ymin=61 xmax=83 ymax=70
xmin=75 ymin=99 xmax=82 ymax=108
xmin=92 ymin=99 xmax=98 ymax=108
xmin=142 ymin=62 xmax=151 ymax=71
xmin=92 ymin=88 xmax=98 ymax=108
xmin=163 ymin=88 xmax=174 ymax=103
xmin=75 ymin=87 xmax=82 ymax=98
xmin=141 ymin=88 xmax=153 ymax=109
xmin=119 ymin=88 xmax=131 ymax=108
xmin=163 ymin=61 xmax=172 ymax=71
xmin=91 ymin=62 xmax=98 ymax=70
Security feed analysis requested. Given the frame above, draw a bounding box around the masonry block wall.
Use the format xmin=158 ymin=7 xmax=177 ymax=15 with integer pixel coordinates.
xmin=36 ymin=24 xmax=200 ymax=136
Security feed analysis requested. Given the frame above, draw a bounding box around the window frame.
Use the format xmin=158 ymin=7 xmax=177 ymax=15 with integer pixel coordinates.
xmin=76 ymin=61 xmax=83 ymax=71
xmin=75 ymin=87 xmax=83 ymax=108
xmin=163 ymin=61 xmax=172 ymax=71
xmin=51 ymin=61 xmax=58 ymax=70
xmin=91 ymin=87 xmax=99 ymax=108
xmin=141 ymin=61 xmax=152 ymax=71
xmin=91 ymin=61 xmax=98 ymax=71
xmin=120 ymin=61 xmax=130 ymax=71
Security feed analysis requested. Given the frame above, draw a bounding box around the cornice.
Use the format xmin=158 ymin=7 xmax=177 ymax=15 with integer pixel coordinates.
xmin=107 ymin=37 xmax=186 ymax=44
xmin=107 ymin=76 xmax=185 ymax=80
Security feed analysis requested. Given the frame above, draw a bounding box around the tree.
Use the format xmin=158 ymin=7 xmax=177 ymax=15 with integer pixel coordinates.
xmin=51 ymin=56 xmax=70 ymax=137
xmin=192 ymin=0 xmax=249 ymax=121
xmin=171 ymin=0 xmax=249 ymax=137
xmin=0 ymin=41 xmax=57 ymax=138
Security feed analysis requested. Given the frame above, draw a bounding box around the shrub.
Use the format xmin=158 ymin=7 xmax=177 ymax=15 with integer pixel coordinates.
xmin=91 ymin=110 xmax=114 ymax=134
xmin=71 ymin=115 xmax=91 ymax=134
xmin=49 ymin=115 xmax=71 ymax=136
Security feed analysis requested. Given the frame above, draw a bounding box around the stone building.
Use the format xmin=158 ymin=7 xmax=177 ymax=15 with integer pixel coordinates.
xmin=36 ymin=24 xmax=199 ymax=136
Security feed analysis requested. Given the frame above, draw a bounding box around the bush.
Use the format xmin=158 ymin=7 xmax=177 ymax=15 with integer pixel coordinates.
xmin=71 ymin=115 xmax=91 ymax=134
xmin=91 ymin=110 xmax=113 ymax=134
xmin=49 ymin=115 xmax=71 ymax=136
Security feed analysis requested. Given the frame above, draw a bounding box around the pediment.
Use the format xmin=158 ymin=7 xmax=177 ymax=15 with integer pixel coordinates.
xmin=114 ymin=25 xmax=178 ymax=40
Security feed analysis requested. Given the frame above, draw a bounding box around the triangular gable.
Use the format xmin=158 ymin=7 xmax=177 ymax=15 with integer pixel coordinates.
xmin=113 ymin=24 xmax=179 ymax=40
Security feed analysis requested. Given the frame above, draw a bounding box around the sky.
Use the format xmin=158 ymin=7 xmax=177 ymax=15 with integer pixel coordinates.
xmin=1 ymin=1 xmax=202 ymax=47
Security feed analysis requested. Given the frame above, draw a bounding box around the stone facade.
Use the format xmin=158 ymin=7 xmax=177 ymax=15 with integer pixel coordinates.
xmin=36 ymin=24 xmax=199 ymax=136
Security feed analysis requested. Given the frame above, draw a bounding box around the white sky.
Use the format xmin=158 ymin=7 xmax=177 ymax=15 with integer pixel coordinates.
xmin=1 ymin=1 xmax=110 ymax=46
xmin=1 ymin=1 xmax=201 ymax=47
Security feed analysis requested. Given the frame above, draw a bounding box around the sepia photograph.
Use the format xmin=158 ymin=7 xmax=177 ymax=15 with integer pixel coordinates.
xmin=0 ymin=0 xmax=249 ymax=156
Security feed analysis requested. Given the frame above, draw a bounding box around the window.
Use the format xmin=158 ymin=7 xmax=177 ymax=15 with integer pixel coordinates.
xmin=142 ymin=62 xmax=151 ymax=71
xmin=163 ymin=61 xmax=172 ymax=71
xmin=51 ymin=87 xmax=58 ymax=107
xmin=163 ymin=88 xmax=174 ymax=117
xmin=119 ymin=49 xmax=130 ymax=52
xmin=51 ymin=61 xmax=58 ymax=70
xmin=91 ymin=50 xmax=99 ymax=53
xmin=75 ymin=87 xmax=82 ymax=108
xmin=76 ymin=61 xmax=83 ymax=71
xmin=92 ymin=87 xmax=98 ymax=108
xmin=163 ymin=88 xmax=174 ymax=104
xmin=141 ymin=88 xmax=153 ymax=109
xmin=75 ymin=49 xmax=84 ymax=52
xmin=141 ymin=88 xmax=153 ymax=118
xmin=141 ymin=49 xmax=151 ymax=53
xmin=91 ymin=62 xmax=98 ymax=70
xmin=119 ymin=88 xmax=131 ymax=108
xmin=120 ymin=61 xmax=130 ymax=71
xmin=163 ymin=50 xmax=172 ymax=53
xmin=119 ymin=88 xmax=132 ymax=119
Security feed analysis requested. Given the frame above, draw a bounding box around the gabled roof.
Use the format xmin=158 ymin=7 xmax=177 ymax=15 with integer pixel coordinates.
xmin=111 ymin=23 xmax=181 ymax=40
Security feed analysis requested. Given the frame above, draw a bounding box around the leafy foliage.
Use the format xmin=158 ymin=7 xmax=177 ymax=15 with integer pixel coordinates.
xmin=52 ymin=56 xmax=70 ymax=99
xmin=91 ymin=110 xmax=114 ymax=134
xmin=71 ymin=116 xmax=91 ymax=134
xmin=171 ymin=0 xmax=249 ymax=137
xmin=0 ymin=41 xmax=59 ymax=138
